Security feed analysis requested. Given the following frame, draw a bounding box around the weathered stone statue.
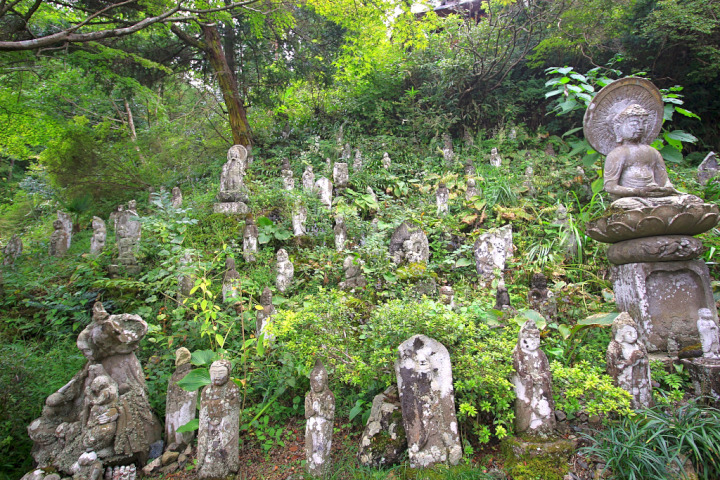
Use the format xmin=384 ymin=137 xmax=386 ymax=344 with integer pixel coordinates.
xmin=697 ymin=308 xmax=720 ymax=359
xmin=27 ymin=302 xmax=161 ymax=475
xmin=215 ymin=145 xmax=249 ymax=214
xmin=243 ymin=216 xmax=258 ymax=263
xmin=382 ymin=152 xmax=391 ymax=170
xmin=442 ymin=133 xmax=454 ymax=165
xmin=256 ymin=287 xmax=276 ymax=339
xmin=334 ymin=216 xmax=346 ymax=252
xmin=72 ymin=451 xmax=103 ymax=480
xmin=292 ymin=204 xmax=307 ymax=236
xmin=489 ymin=147 xmax=502 ymax=167
xmin=112 ymin=201 xmax=141 ymax=275
xmin=463 ymin=126 xmax=475 ymax=146
xmin=357 ymin=386 xmax=406 ymax=468
xmin=90 ymin=217 xmax=106 ymax=255
xmin=315 ymin=177 xmax=333 ymax=208
xmin=302 ymin=165 xmax=315 ymax=191
xmin=494 ymin=279 xmax=512 ymax=311
xmin=197 ymin=360 xmax=240 ymax=480
xmin=109 ymin=205 xmax=123 ymax=231
xmin=305 ymin=359 xmax=335 ymax=477
xmin=395 ymin=334 xmax=462 ymax=468
xmin=275 ymin=249 xmax=294 ymax=293
xmin=171 ymin=187 xmax=182 ymax=208
xmin=512 ymin=320 xmax=555 ymax=436
xmin=473 ymin=224 xmax=513 ymax=287
xmin=682 ymin=309 xmax=720 ymax=405
xmin=3 ymin=233 xmax=22 ymax=265
xmin=465 ymin=178 xmax=479 ymax=201
xmin=57 ymin=211 xmax=73 ymax=250
xmin=49 ymin=219 xmax=70 ymax=257
xmin=341 ymin=143 xmax=351 ymax=161
xmin=222 ymin=257 xmax=241 ymax=303
xmin=339 ymin=256 xmax=366 ymax=290
xmin=528 ymin=273 xmax=557 ymax=321
xmin=366 ymin=186 xmax=378 ymax=206
xmin=523 ymin=166 xmax=536 ymax=197
xmin=353 ymin=149 xmax=363 ymax=171
xmin=606 ymin=312 xmax=653 ymax=409
xmin=464 ymin=158 xmax=476 ymax=176
xmin=333 ymin=162 xmax=349 ymax=191
xmin=389 ymin=222 xmax=429 ymax=265
xmin=165 ymin=348 xmax=197 ymax=451
xmin=436 ymin=183 xmax=449 ymax=216
xmin=439 ymin=285 xmax=455 ymax=309
xmin=177 ymin=252 xmax=194 ymax=300
xmin=281 ymin=159 xmax=295 ymax=191
xmin=697 ymin=152 xmax=718 ymax=186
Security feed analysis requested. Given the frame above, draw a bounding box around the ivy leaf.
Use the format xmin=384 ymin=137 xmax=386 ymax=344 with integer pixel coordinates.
xmin=665 ymin=130 xmax=697 ymax=143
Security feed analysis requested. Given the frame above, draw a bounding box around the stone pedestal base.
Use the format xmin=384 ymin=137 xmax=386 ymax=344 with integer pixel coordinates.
xmin=611 ymin=259 xmax=717 ymax=352
xmin=213 ymin=202 xmax=249 ymax=214
xmin=501 ymin=436 xmax=575 ymax=480
xmin=108 ymin=264 xmax=142 ymax=278
xmin=681 ymin=358 xmax=720 ymax=405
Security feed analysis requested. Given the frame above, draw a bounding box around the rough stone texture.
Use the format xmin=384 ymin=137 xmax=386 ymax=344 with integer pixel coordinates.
xmin=465 ymin=178 xmax=479 ymax=201
xmin=523 ymin=166 xmax=536 ymax=197
xmin=489 ymin=147 xmax=502 ymax=167
xmin=27 ymin=302 xmax=161 ymax=475
xmin=292 ymin=204 xmax=307 ymax=236
xmin=217 ymin=145 xmax=249 ymax=203
xmin=389 ymin=222 xmax=430 ymax=265
xmin=611 ymin=260 xmax=718 ymax=352
xmin=165 ymin=348 xmax=197 ymax=451
xmin=171 ymin=187 xmax=182 ymax=208
xmin=341 ymin=143 xmax=351 ymax=161
xmin=305 ymin=360 xmax=335 ymax=477
xmin=395 ymin=335 xmax=462 ymax=469
xmin=197 ymin=360 xmax=240 ymax=480
xmin=436 ymin=183 xmax=449 ymax=216
xmin=3 ymin=233 xmax=22 ymax=265
xmin=49 ymin=219 xmax=70 ymax=257
xmin=243 ymin=217 xmax=258 ymax=262
xmin=334 ymin=217 xmax=347 ymax=252
xmin=281 ymin=161 xmax=295 ymax=191
xmin=442 ymin=133 xmax=454 ymax=165
xmin=58 ymin=211 xmax=73 ymax=250
xmin=113 ymin=202 xmax=141 ymax=273
xmin=439 ymin=286 xmax=455 ymax=309
xmin=473 ymin=224 xmax=513 ymax=287
xmin=357 ymin=386 xmax=407 ymax=468
xmin=90 ymin=217 xmax=107 ymax=255
xmin=607 ymin=235 xmax=704 ymax=264
xmin=340 ymin=256 xmax=366 ymax=291
xmin=256 ymin=287 xmax=276 ymax=339
xmin=302 ymin=165 xmax=315 ymax=191
xmin=682 ymin=357 xmax=720 ymax=406
xmin=71 ymin=450 xmax=104 ymax=480
xmin=333 ymin=162 xmax=349 ymax=191
xmin=353 ymin=149 xmax=363 ymax=171
xmin=315 ymin=177 xmax=333 ymax=208
xmin=512 ymin=320 xmax=556 ymax=436
xmin=528 ymin=273 xmax=557 ymax=321
xmin=697 ymin=308 xmax=720 ymax=359
xmin=382 ymin=152 xmax=391 ymax=170
xmin=494 ymin=279 xmax=512 ymax=311
xmin=222 ymin=257 xmax=241 ymax=303
xmin=177 ymin=252 xmax=194 ymax=299
xmin=276 ymin=249 xmax=294 ymax=293
xmin=698 ymin=152 xmax=718 ymax=186
xmin=464 ymin=158 xmax=476 ymax=176
xmin=606 ymin=312 xmax=654 ymax=409
xmin=212 ymin=202 xmax=249 ymax=215
xmin=104 ymin=465 xmax=136 ymax=480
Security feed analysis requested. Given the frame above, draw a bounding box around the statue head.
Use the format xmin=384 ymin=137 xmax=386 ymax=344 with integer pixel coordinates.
xmin=310 ymin=359 xmax=328 ymax=393
xmin=128 ymin=200 xmax=136 ymax=210
xmin=175 ymin=347 xmax=191 ymax=366
xmin=209 ymin=359 xmax=232 ymax=386
xmin=612 ymin=312 xmax=639 ymax=344
xmin=613 ymin=104 xmax=650 ymax=144
xmin=277 ymin=249 xmax=289 ymax=262
xmin=530 ymin=273 xmax=547 ymax=290
xmin=226 ymin=257 xmax=236 ymax=271
xmin=53 ymin=219 xmax=64 ymax=230
xmin=468 ymin=178 xmax=476 ymax=188
xmin=227 ymin=145 xmax=248 ymax=163
xmin=89 ymin=375 xmax=118 ymax=405
xmin=519 ymin=319 xmax=541 ymax=353
xmin=260 ymin=286 xmax=273 ymax=305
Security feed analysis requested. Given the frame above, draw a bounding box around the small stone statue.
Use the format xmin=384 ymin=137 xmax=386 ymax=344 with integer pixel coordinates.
xmin=222 ymin=257 xmax=241 ymax=303
xmin=82 ymin=367 xmax=120 ymax=456
xmin=489 ymin=147 xmax=502 ymax=167
xmin=382 ymin=152 xmax=391 ymax=169
xmin=217 ymin=145 xmax=249 ymax=203
xmin=339 ymin=256 xmax=366 ymax=290
xmin=72 ymin=451 xmax=103 ymax=480
xmin=302 ymin=165 xmax=315 ymax=191
xmin=528 ymin=273 xmax=557 ymax=321
xmin=698 ymin=152 xmax=719 ymax=186
xmin=353 ymin=149 xmax=363 ymax=171
xmin=165 ymin=348 xmax=197 ymax=450
xmin=197 ymin=360 xmax=240 ymax=480
xmin=305 ymin=360 xmax=335 ymax=477
xmin=341 ymin=143 xmax=351 ymax=161
xmin=439 ymin=285 xmax=455 ymax=309
xmin=494 ymin=279 xmax=512 ymax=311
xmin=366 ymin=186 xmax=378 ymax=206
xmin=436 ymin=183 xmax=449 ymax=216
xmin=697 ymin=308 xmax=720 ymax=359
xmin=114 ymin=202 xmax=141 ymax=273
xmin=466 ymin=178 xmax=479 ymax=201
xmin=523 ymin=166 xmax=536 ymax=197
xmin=90 ymin=217 xmax=106 ymax=255
xmin=109 ymin=205 xmax=123 ymax=231
xmin=512 ymin=320 xmax=555 ymax=436
xmin=357 ymin=386 xmax=406 ymax=468
xmin=333 ymin=162 xmax=349 ymax=191
xmin=57 ymin=211 xmax=73 ymax=250
xmin=49 ymin=219 xmax=70 ymax=257
xmin=606 ymin=312 xmax=653 ymax=409
xmin=389 ymin=222 xmax=430 ymax=265
xmin=292 ymin=204 xmax=307 ymax=236
xmin=3 ymin=233 xmax=22 ymax=265
xmin=243 ymin=217 xmax=258 ymax=263
xmin=275 ymin=249 xmax=294 ymax=293
xmin=315 ymin=177 xmax=333 ymax=208
xmin=177 ymin=252 xmax=194 ymax=299
xmin=442 ymin=133 xmax=454 ymax=165
xmin=473 ymin=224 xmax=513 ymax=287
xmin=281 ymin=159 xmax=295 ymax=191
xmin=256 ymin=287 xmax=276 ymax=339
xmin=464 ymin=158 xmax=476 ymax=176
xmin=334 ymin=217 xmax=346 ymax=252
xmin=171 ymin=187 xmax=182 ymax=208
xmin=395 ymin=335 xmax=462 ymax=468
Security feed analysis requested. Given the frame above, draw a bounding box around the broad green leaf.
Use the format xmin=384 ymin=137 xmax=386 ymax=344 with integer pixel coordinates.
xmin=660 ymin=145 xmax=683 ymax=164
xmin=215 ymin=334 xmax=225 ymax=348
xmin=562 ymin=126 xmax=583 ymax=138
xmin=349 ymin=400 xmax=364 ymax=420
xmin=591 ymin=177 xmax=604 ymax=194
xmin=578 ymin=312 xmax=619 ymax=326
xmin=454 ymin=257 xmax=472 ymax=268
xmin=176 ymin=418 xmax=199 ymax=433
xmin=177 ymin=368 xmax=211 ymax=391
xmin=665 ymin=130 xmax=697 ymax=143
xmin=558 ymin=324 xmax=572 ymax=340
xmin=675 ymin=107 xmax=700 ymax=120
xmin=257 ymin=216 xmax=273 ymax=227
xmin=518 ymin=309 xmax=546 ymax=330
xmin=191 ymin=349 xmax=218 ymax=366
xmin=583 ymin=152 xmax=600 ymax=168
xmin=557 ymin=66 xmax=574 ymax=75
xmin=569 ymin=73 xmax=587 ymax=82
xmin=545 ymin=89 xmax=564 ymax=99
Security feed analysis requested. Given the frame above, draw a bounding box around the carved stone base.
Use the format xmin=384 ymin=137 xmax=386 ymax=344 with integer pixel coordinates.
xmin=607 ymin=235 xmax=703 ymax=265
xmin=108 ymin=264 xmax=142 ymax=278
xmin=213 ymin=202 xmax=249 ymax=215
xmin=611 ymin=260 xmax=717 ymax=353
xmin=681 ymin=358 xmax=720 ymax=405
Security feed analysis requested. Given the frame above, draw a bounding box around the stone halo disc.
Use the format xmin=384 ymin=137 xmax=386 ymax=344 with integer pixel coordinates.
xmin=583 ymin=77 xmax=664 ymax=155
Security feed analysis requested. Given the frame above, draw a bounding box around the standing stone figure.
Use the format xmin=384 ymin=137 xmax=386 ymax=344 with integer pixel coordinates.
xmin=302 ymin=165 xmax=315 ymax=191
xmin=256 ymin=287 xmax=276 ymax=339
xmin=334 ymin=217 xmax=346 ymax=252
xmin=389 ymin=222 xmax=430 ymax=265
xmin=698 ymin=152 xmax=719 ymax=186
xmin=442 ymin=133 xmax=454 ymax=165
xmin=523 ymin=166 xmax=536 ymax=197
xmin=489 ymin=147 xmax=502 ymax=167
xmin=353 ymin=149 xmax=363 ymax=171
xmin=339 ymin=256 xmax=366 ymax=291
xmin=243 ymin=217 xmax=258 ymax=263
xmin=512 ymin=320 xmax=555 ymax=436
xmin=292 ymin=204 xmax=307 ymax=237
xmin=275 ymin=249 xmax=294 ymax=293
xmin=341 ymin=143 xmax=351 ymax=161
xmin=305 ymin=360 xmax=335 ymax=477
xmin=281 ymin=159 xmax=295 ymax=191
xmin=315 ymin=177 xmax=333 ymax=208
xmin=222 ymin=257 xmax=241 ymax=303
xmin=177 ymin=252 xmax=194 ymax=300
xmin=3 ymin=234 xmax=22 ymax=265
xmin=165 ymin=348 xmax=197 ymax=451
xmin=697 ymin=308 xmax=720 ymax=359
xmin=436 ymin=183 xmax=449 ymax=216
xmin=473 ymin=224 xmax=513 ymax=287
xmin=113 ymin=201 xmax=142 ymax=274
xmin=333 ymin=162 xmax=349 ymax=191
xmin=382 ymin=152 xmax=391 ymax=170
xmin=197 ymin=360 xmax=240 ymax=480
xmin=109 ymin=205 xmax=123 ymax=232
xmin=606 ymin=312 xmax=653 ymax=409
xmin=439 ymin=285 xmax=455 ymax=309
xmin=57 ymin=211 xmax=73 ymax=250
xmin=494 ymin=279 xmax=512 ymax=312
xmin=49 ymin=220 xmax=70 ymax=257
xmin=215 ymin=145 xmax=249 ymax=214
xmin=528 ymin=273 xmax=557 ymax=321
xmin=395 ymin=334 xmax=462 ymax=468
xmin=357 ymin=386 xmax=406 ymax=468
xmin=466 ymin=178 xmax=479 ymax=201
xmin=171 ymin=187 xmax=182 ymax=208
xmin=90 ymin=217 xmax=106 ymax=255
xmin=464 ymin=159 xmax=476 ymax=176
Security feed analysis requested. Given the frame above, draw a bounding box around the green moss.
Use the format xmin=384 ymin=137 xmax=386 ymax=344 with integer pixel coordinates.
xmin=500 ymin=436 xmax=574 ymax=480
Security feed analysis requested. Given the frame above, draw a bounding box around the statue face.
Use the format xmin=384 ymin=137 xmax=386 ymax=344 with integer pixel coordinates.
xmin=616 ymin=115 xmax=648 ymax=143
xmin=412 ymin=345 xmax=433 ymax=374
xmin=520 ymin=332 xmax=540 ymax=352
xmin=209 ymin=363 xmax=230 ymax=386
xmin=617 ymin=325 xmax=638 ymax=344
xmin=310 ymin=370 xmax=327 ymax=393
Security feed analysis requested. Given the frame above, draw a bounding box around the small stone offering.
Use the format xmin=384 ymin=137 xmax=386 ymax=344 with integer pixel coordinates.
xmin=339 ymin=255 xmax=366 ymax=290
xmin=302 ymin=165 xmax=315 ymax=191
xmin=606 ymin=312 xmax=653 ymax=409
xmin=243 ymin=217 xmax=258 ymax=262
xmin=3 ymin=233 xmax=22 ymax=265
xmin=49 ymin=219 xmax=69 ymax=257
xmin=275 ymin=249 xmax=294 ymax=293
xmin=222 ymin=257 xmax=241 ymax=303
xmin=165 ymin=348 xmax=197 ymax=450
xmin=436 ymin=183 xmax=449 ymax=216
xmin=90 ymin=217 xmax=106 ymax=255
xmin=382 ymin=152 xmax=391 ymax=169
xmin=315 ymin=177 xmax=333 ymax=208
xmin=395 ymin=334 xmax=462 ymax=468
xmin=357 ymin=386 xmax=406 ymax=468
xmin=171 ymin=187 xmax=182 ymax=208
xmin=305 ymin=359 xmax=335 ymax=477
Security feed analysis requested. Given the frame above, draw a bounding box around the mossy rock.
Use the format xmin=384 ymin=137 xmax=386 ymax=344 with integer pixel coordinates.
xmin=500 ymin=436 xmax=575 ymax=480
